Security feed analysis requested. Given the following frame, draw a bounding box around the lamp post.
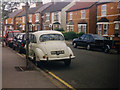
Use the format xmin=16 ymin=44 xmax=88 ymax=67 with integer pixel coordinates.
xmin=25 ymin=2 xmax=30 ymax=69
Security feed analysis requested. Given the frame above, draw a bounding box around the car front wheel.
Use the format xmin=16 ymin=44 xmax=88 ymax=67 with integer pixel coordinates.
xmin=73 ymin=42 xmax=77 ymax=48
xmin=86 ymin=44 xmax=91 ymax=50
xmin=104 ymin=45 xmax=110 ymax=53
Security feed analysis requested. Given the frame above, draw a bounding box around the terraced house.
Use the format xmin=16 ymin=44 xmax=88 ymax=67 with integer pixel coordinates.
xmin=97 ymin=1 xmax=120 ymax=40
xmin=66 ymin=2 xmax=97 ymax=34
xmin=16 ymin=2 xmax=43 ymax=32
xmin=42 ymin=2 xmax=74 ymax=30
xmin=4 ymin=9 xmax=23 ymax=31
xmin=35 ymin=2 xmax=53 ymax=30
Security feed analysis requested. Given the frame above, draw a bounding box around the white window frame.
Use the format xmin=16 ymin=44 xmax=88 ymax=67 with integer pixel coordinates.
xmin=22 ymin=16 xmax=25 ymax=23
xmin=115 ymin=23 xmax=119 ymax=29
xmin=70 ymin=26 xmax=74 ymax=31
xmin=29 ymin=14 xmax=32 ymax=22
xmin=78 ymin=24 xmax=81 ymax=33
xmin=82 ymin=24 xmax=86 ymax=33
xmin=11 ymin=19 xmax=13 ymax=24
xmin=103 ymin=24 xmax=108 ymax=35
xmin=98 ymin=24 xmax=102 ymax=35
xmin=67 ymin=26 xmax=69 ymax=32
xmin=6 ymin=19 xmax=8 ymax=24
xmin=22 ymin=25 xmax=25 ymax=30
xmin=54 ymin=12 xmax=58 ymax=21
xmin=46 ymin=13 xmax=50 ymax=21
xmin=69 ymin=12 xmax=72 ymax=20
xmin=101 ymin=4 xmax=107 ymax=16
xmin=35 ymin=13 xmax=39 ymax=22
xmin=81 ymin=10 xmax=85 ymax=19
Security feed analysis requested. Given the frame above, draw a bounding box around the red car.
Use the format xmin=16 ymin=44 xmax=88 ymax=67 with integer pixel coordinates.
xmin=5 ymin=30 xmax=20 ymax=47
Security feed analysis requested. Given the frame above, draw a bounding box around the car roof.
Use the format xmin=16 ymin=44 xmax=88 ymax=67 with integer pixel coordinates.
xmin=32 ymin=30 xmax=63 ymax=37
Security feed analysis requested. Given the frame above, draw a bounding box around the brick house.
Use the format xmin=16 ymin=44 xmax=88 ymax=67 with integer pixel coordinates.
xmin=4 ymin=9 xmax=23 ymax=31
xmin=41 ymin=2 xmax=72 ymax=30
xmin=97 ymin=1 xmax=120 ymax=40
xmin=35 ymin=2 xmax=52 ymax=30
xmin=66 ymin=2 xmax=97 ymax=34
xmin=16 ymin=3 xmax=43 ymax=32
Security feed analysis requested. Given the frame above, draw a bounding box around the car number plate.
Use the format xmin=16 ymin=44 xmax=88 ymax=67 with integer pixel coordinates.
xmin=51 ymin=50 xmax=64 ymax=55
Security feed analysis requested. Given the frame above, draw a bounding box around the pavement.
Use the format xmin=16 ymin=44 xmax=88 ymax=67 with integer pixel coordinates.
xmin=2 ymin=44 xmax=65 ymax=88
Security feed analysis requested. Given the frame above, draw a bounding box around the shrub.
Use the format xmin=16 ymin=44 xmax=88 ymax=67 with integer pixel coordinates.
xmin=77 ymin=32 xmax=85 ymax=38
xmin=55 ymin=28 xmax=64 ymax=32
xmin=63 ymin=31 xmax=77 ymax=40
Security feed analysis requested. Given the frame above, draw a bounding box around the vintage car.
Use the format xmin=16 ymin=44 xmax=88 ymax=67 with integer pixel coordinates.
xmin=29 ymin=30 xmax=75 ymax=66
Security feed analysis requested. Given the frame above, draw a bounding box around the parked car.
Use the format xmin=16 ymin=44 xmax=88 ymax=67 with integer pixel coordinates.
xmin=72 ymin=34 xmax=120 ymax=53
xmin=13 ymin=33 xmax=32 ymax=53
xmin=0 ymin=31 xmax=5 ymax=42
xmin=29 ymin=30 xmax=75 ymax=66
xmin=5 ymin=30 xmax=20 ymax=47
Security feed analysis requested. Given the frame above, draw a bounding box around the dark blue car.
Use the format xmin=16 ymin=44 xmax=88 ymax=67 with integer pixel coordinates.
xmin=72 ymin=34 xmax=120 ymax=53
xmin=13 ymin=33 xmax=32 ymax=53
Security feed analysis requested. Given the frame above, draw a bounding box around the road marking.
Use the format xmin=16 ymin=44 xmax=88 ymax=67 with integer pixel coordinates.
xmin=16 ymin=53 xmax=75 ymax=89
xmin=45 ymin=70 xmax=75 ymax=90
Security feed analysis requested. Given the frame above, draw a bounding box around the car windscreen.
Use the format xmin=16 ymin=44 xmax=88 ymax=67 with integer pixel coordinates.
xmin=40 ymin=34 xmax=64 ymax=42
xmin=92 ymin=35 xmax=106 ymax=40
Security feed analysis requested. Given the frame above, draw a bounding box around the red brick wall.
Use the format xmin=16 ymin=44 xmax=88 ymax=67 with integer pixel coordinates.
xmin=97 ymin=2 xmax=120 ymax=39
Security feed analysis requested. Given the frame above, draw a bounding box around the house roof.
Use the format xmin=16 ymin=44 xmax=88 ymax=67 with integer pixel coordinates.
xmin=36 ymin=2 xmax=52 ymax=13
xmin=9 ymin=9 xmax=23 ymax=18
xmin=42 ymin=2 xmax=70 ymax=13
xmin=67 ymin=2 xmax=96 ymax=12
xmin=97 ymin=17 xmax=109 ymax=22
xmin=17 ymin=3 xmax=43 ymax=17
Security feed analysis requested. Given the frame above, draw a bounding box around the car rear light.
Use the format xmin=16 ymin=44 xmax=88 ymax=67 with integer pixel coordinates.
xmin=21 ymin=43 xmax=23 ymax=47
xmin=43 ymin=56 xmax=46 ymax=59
xmin=70 ymin=54 xmax=72 ymax=57
xmin=112 ymin=46 xmax=116 ymax=49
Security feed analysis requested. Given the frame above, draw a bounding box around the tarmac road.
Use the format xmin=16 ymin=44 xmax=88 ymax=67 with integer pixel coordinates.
xmin=38 ymin=44 xmax=120 ymax=89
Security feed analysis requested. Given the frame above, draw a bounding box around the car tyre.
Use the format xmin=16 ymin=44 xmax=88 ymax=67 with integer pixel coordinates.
xmin=64 ymin=59 xmax=71 ymax=66
xmin=104 ymin=45 xmax=110 ymax=53
xmin=86 ymin=44 xmax=91 ymax=50
xmin=73 ymin=42 xmax=77 ymax=48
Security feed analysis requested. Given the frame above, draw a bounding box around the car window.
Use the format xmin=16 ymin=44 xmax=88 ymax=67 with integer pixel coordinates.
xmin=84 ymin=35 xmax=89 ymax=40
xmin=39 ymin=34 xmax=64 ymax=42
xmin=31 ymin=34 xmax=37 ymax=43
xmin=92 ymin=35 xmax=106 ymax=40
xmin=80 ymin=34 xmax=86 ymax=40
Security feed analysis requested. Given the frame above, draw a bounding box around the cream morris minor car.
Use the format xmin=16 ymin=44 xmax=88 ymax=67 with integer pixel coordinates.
xmin=29 ymin=30 xmax=75 ymax=66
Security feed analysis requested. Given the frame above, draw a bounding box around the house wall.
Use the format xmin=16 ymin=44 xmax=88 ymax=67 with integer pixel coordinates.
xmin=67 ymin=9 xmax=90 ymax=33
xmin=97 ymin=2 xmax=120 ymax=40
xmin=61 ymin=1 xmax=75 ymax=31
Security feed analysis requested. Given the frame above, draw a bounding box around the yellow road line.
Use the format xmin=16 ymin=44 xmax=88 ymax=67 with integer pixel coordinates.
xmin=16 ymin=53 xmax=75 ymax=89
xmin=45 ymin=70 xmax=75 ymax=90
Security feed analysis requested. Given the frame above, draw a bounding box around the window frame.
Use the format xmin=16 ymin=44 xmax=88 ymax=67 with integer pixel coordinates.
xmin=101 ymin=4 xmax=107 ymax=16
xmin=81 ymin=10 xmax=85 ymax=19
xmin=103 ymin=24 xmax=108 ymax=35
xmin=35 ymin=13 xmax=39 ymax=22
xmin=98 ymin=24 xmax=102 ymax=35
xmin=69 ymin=12 xmax=72 ymax=20
xmin=46 ymin=13 xmax=50 ymax=21
xmin=54 ymin=12 xmax=58 ymax=21
xmin=29 ymin=14 xmax=32 ymax=22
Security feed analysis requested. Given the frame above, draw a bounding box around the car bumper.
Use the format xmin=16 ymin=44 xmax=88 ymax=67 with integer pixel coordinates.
xmin=39 ymin=56 xmax=75 ymax=61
